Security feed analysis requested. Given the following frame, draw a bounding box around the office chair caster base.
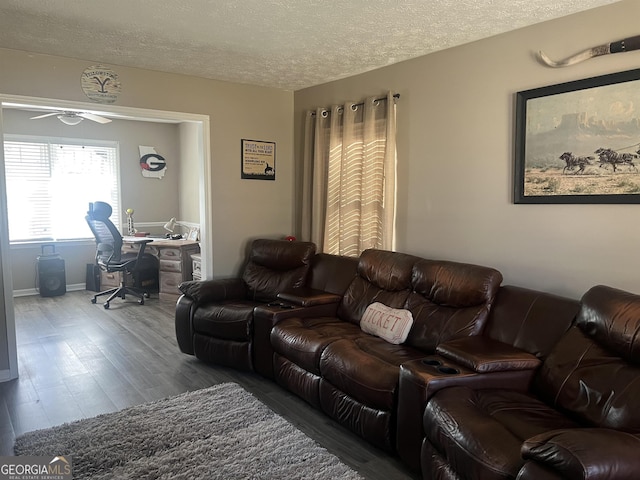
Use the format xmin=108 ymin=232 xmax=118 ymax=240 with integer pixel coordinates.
xmin=91 ymin=298 xmax=97 ymax=304
xmin=138 ymin=299 xmax=145 ymax=305
xmin=104 ymin=303 xmax=110 ymax=309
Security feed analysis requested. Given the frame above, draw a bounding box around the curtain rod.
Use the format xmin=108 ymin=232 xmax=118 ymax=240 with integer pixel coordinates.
xmin=310 ymin=93 xmax=400 ymax=117
xmin=355 ymin=93 xmax=400 ymax=107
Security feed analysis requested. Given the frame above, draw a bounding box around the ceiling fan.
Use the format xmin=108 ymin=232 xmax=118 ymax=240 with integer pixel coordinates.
xmin=30 ymin=110 xmax=112 ymax=125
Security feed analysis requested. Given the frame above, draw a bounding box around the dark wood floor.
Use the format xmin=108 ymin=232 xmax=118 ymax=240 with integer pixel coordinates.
xmin=0 ymin=291 xmax=418 ymax=480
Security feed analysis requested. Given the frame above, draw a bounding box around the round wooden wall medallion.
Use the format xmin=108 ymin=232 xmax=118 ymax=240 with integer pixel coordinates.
xmin=81 ymin=65 xmax=121 ymax=104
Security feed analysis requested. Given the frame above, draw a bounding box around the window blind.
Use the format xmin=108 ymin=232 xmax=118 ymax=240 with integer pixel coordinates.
xmin=3 ymin=135 xmax=120 ymax=242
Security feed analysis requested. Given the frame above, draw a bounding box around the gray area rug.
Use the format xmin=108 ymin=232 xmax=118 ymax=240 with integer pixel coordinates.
xmin=14 ymin=382 xmax=363 ymax=480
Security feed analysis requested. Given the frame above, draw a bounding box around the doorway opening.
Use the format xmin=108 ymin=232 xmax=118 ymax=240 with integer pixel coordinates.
xmin=0 ymin=93 xmax=212 ymax=381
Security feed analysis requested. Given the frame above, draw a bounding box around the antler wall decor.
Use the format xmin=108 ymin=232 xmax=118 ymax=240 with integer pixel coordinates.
xmin=538 ymin=35 xmax=640 ymax=67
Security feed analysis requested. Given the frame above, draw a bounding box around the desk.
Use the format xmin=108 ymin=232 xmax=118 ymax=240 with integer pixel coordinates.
xmin=122 ymin=237 xmax=200 ymax=300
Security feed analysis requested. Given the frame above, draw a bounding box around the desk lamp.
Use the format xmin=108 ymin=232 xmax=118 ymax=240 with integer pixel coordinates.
xmin=163 ymin=217 xmax=184 ymax=239
xmin=126 ymin=208 xmax=136 ymax=236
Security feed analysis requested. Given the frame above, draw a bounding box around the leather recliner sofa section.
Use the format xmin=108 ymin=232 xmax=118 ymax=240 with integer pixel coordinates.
xmin=396 ymin=284 xmax=581 ymax=472
xmin=175 ymin=238 xmax=316 ymax=370
xmin=420 ymin=285 xmax=640 ymax=480
xmin=252 ymin=252 xmax=359 ymax=379
xmin=270 ymin=248 xmax=503 ymax=451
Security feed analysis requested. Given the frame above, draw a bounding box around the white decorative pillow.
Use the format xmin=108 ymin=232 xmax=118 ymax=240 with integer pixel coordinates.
xmin=360 ymin=302 xmax=414 ymax=345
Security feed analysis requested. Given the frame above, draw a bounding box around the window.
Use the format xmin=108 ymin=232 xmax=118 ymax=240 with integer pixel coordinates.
xmin=3 ymin=135 xmax=120 ymax=242
xmin=302 ymin=93 xmax=397 ymax=256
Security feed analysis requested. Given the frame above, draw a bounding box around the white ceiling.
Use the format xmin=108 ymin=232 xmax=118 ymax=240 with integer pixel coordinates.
xmin=0 ymin=0 xmax=620 ymax=91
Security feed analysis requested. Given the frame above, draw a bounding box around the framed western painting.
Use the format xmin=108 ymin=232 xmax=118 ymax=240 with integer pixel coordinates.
xmin=241 ymin=139 xmax=276 ymax=180
xmin=514 ymin=68 xmax=640 ymax=204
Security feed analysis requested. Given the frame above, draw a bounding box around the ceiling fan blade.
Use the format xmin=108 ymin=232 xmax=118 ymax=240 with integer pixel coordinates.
xmin=78 ymin=112 xmax=112 ymax=124
xmin=30 ymin=112 xmax=59 ymax=120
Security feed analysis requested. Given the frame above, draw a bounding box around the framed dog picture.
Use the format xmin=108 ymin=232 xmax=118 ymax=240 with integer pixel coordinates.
xmin=241 ymin=139 xmax=276 ymax=180
xmin=514 ymin=68 xmax=640 ymax=204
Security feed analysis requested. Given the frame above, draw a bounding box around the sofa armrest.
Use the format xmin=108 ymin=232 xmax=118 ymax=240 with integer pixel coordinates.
xmin=178 ymin=278 xmax=247 ymax=303
xmin=436 ymin=336 xmax=541 ymax=373
xmin=175 ymin=294 xmax=195 ymax=355
xmin=522 ymin=429 xmax=640 ymax=480
xmin=277 ymin=287 xmax=342 ymax=307
xmin=516 ymin=462 xmax=566 ymax=480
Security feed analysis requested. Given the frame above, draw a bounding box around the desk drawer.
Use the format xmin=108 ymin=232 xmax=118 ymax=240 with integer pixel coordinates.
xmin=160 ymin=271 xmax=183 ymax=294
xmin=159 ymin=259 xmax=182 ymax=273
xmin=100 ymin=271 xmax=134 ymax=288
xmin=159 ymin=247 xmax=182 ymax=260
xmin=100 ymin=271 xmax=120 ymax=288
xmin=122 ymin=243 xmax=157 ymax=257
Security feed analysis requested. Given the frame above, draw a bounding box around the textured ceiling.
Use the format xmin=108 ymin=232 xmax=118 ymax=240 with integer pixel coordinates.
xmin=0 ymin=0 xmax=620 ymax=91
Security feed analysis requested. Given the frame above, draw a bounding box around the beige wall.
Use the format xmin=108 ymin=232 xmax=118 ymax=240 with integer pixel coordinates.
xmin=178 ymin=122 xmax=201 ymax=225
xmin=294 ymin=0 xmax=639 ymax=299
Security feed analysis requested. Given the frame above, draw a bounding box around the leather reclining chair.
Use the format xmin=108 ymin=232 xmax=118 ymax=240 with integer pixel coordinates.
xmin=421 ymin=285 xmax=640 ymax=480
xmin=175 ymin=239 xmax=316 ymax=370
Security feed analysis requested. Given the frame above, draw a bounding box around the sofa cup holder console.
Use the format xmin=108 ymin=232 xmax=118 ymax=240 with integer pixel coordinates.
xmin=421 ymin=358 xmax=460 ymax=375
xmin=267 ymin=301 xmax=295 ymax=309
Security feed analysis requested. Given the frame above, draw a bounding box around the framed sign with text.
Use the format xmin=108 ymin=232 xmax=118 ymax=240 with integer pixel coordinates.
xmin=241 ymin=139 xmax=276 ymax=180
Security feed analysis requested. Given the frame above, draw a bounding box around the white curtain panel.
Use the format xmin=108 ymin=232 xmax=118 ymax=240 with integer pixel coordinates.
xmin=302 ymin=91 xmax=397 ymax=255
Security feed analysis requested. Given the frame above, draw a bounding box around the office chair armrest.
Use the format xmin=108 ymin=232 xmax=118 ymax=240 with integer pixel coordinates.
xmin=116 ymin=238 xmax=154 ymax=271
xmin=178 ymin=278 xmax=247 ymax=303
xmin=128 ymin=238 xmax=153 ymax=257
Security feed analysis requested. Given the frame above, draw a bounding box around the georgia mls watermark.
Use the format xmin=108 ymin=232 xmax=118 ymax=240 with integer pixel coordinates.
xmin=0 ymin=456 xmax=72 ymax=480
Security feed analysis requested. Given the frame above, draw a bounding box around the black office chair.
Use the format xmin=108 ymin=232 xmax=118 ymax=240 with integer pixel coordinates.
xmin=85 ymin=201 xmax=158 ymax=309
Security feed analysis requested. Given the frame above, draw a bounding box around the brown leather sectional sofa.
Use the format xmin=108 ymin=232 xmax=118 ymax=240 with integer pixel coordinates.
xmin=175 ymin=239 xmax=640 ymax=479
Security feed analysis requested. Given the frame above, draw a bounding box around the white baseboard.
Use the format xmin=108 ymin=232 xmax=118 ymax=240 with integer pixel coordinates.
xmin=13 ymin=283 xmax=86 ymax=297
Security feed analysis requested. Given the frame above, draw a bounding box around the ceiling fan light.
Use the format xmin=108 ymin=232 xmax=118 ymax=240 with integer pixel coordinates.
xmin=57 ymin=114 xmax=83 ymax=125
